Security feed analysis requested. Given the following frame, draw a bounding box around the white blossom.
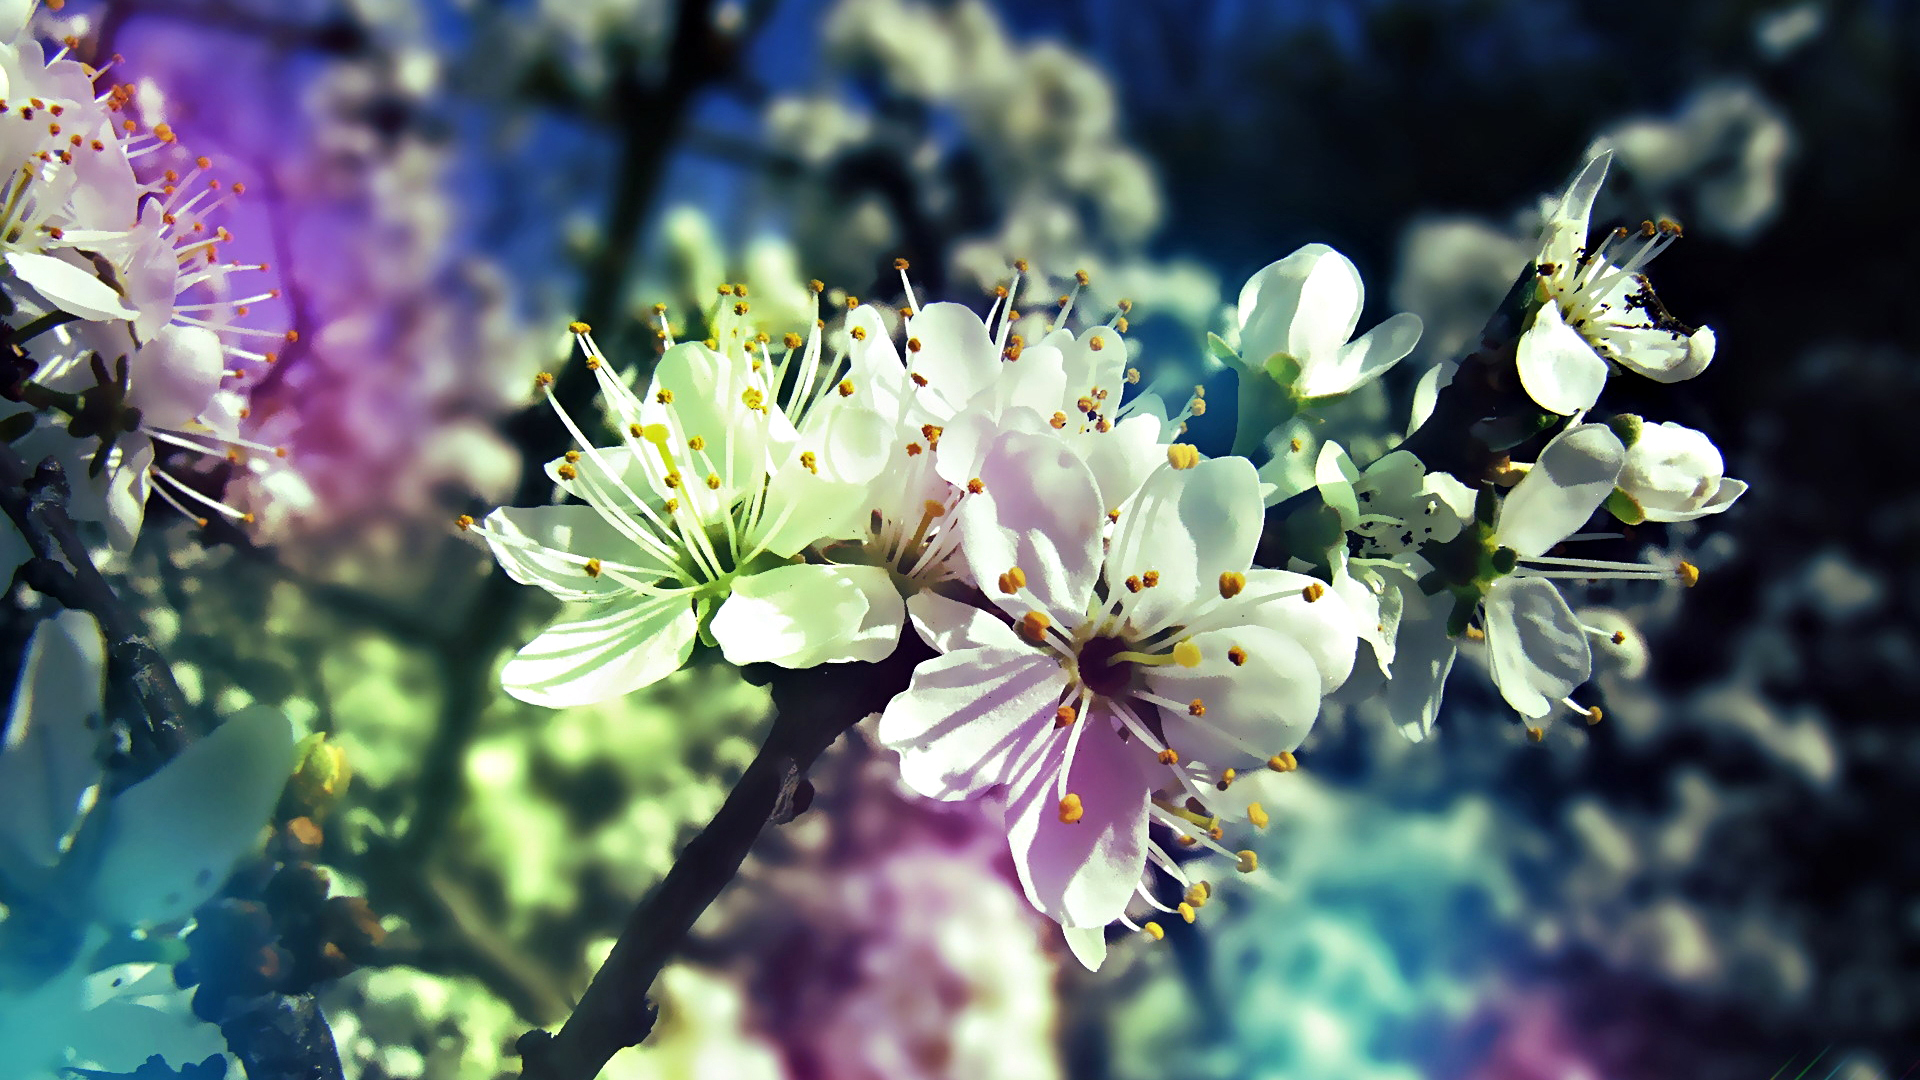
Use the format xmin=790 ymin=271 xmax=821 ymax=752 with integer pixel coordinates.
xmin=1234 ymin=243 xmax=1423 ymax=400
xmin=1614 ymin=418 xmax=1746 ymax=523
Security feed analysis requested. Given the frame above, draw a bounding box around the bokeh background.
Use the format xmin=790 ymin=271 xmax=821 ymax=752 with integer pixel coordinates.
xmin=20 ymin=0 xmax=1919 ymax=1076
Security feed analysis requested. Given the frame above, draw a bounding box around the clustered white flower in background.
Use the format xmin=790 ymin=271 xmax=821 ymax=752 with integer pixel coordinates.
xmin=470 ymin=152 xmax=1745 ymax=963
xmin=1 ymin=2 xmax=297 ymax=578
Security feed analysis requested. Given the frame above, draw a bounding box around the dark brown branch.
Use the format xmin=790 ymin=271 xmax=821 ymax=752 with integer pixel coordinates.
xmin=0 ymin=445 xmax=196 ymax=779
xmin=217 ymin=993 xmax=345 ymax=1080
xmin=516 ymin=643 xmax=929 ymax=1080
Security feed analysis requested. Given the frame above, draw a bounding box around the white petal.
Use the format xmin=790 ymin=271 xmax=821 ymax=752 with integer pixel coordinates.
xmin=1516 ymin=304 xmax=1608 ymax=415
xmin=710 ymin=562 xmax=902 ymax=668
xmin=906 ymin=590 xmax=1026 ymax=655
xmin=1107 ymin=456 xmax=1262 ymax=631
xmin=905 ymin=302 xmax=1000 ymax=415
xmin=960 ymin=430 xmax=1104 ymax=621
xmin=127 ymin=327 xmax=225 ymax=431
xmin=1004 ymin=706 xmax=1151 ymax=927
xmin=1300 ymin=311 xmax=1422 ymax=398
xmin=1540 ymin=152 xmax=1609 ymax=271
xmin=481 ymin=504 xmax=666 ymax=600
xmin=1408 ymin=358 xmax=1457 ymax=435
xmin=1238 ymin=570 xmax=1358 ymax=694
xmin=89 ymin=705 xmax=296 ymax=927
xmin=501 ymin=595 xmax=698 ymax=707
xmin=1313 ymin=441 xmax=1361 ymax=530
xmin=4 ymin=251 xmax=136 ymax=321
xmin=1384 ymin=610 xmax=1458 ymax=743
xmin=0 ymin=609 xmax=106 ymax=872
xmin=1497 ymin=423 xmax=1626 ymax=557
xmin=875 ymin=646 xmax=1065 ymax=801
xmin=1236 ymin=244 xmax=1363 ymax=368
xmin=1062 ymin=926 xmax=1108 ymax=971
xmin=1070 ymin=411 xmax=1165 ymax=511
xmin=1483 ymin=577 xmax=1591 ymax=720
xmin=1146 ymin=625 xmax=1323 ymax=765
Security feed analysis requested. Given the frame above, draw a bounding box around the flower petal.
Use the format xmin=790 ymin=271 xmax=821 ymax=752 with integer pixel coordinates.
xmin=501 ymin=594 xmax=698 ymax=707
xmin=127 ymin=327 xmax=225 ymax=431
xmin=1106 ymin=456 xmax=1262 ymax=630
xmin=1062 ymin=926 xmax=1109 ymax=971
xmin=1235 ymin=244 xmax=1363 ymax=369
xmin=1300 ymin=311 xmax=1423 ymax=398
xmin=905 ymin=302 xmax=1000 ymax=416
xmin=0 ymin=609 xmax=106 ymax=872
xmin=481 ymin=504 xmax=670 ymax=600
xmin=961 ymin=429 xmax=1105 ymax=620
xmin=906 ymin=590 xmax=1026 ymax=655
xmin=1497 ymin=423 xmax=1626 ymax=558
xmin=1146 ymin=625 xmax=1324 ymax=765
xmin=876 ymin=646 xmax=1065 ymax=801
xmin=89 ymin=705 xmax=295 ymax=927
xmin=1003 ymin=706 xmax=1151 ymax=928
xmin=711 ymin=562 xmax=902 ymax=668
xmin=4 ymin=251 xmax=135 ymax=321
xmin=1482 ymin=576 xmax=1590 ymax=720
xmin=1237 ymin=570 xmax=1358 ymax=694
xmin=1516 ymin=303 xmax=1608 ymax=415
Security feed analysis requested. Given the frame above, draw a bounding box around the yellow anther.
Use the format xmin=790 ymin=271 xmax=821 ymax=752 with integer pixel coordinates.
xmin=1464 ymin=625 xmax=1486 ymax=641
xmin=665 ymin=499 xmax=679 ymax=514
xmin=1020 ymin=611 xmax=1053 ymax=643
xmin=629 ymin=423 xmax=645 ymax=438
xmin=1188 ymin=698 xmax=1207 ymax=717
xmin=1526 ymin=726 xmax=1545 ymax=743
xmin=656 ymin=388 xmax=674 ymax=404
xmin=1289 ymin=438 xmax=1303 ymax=452
xmin=809 ymin=278 xmax=825 ymax=294
xmin=845 ymin=296 xmax=860 ymax=310
xmin=1075 ymin=269 xmax=1090 ymax=286
xmin=1157 ymin=748 xmax=1180 ymax=765
xmin=1184 ymin=882 xmax=1210 ymax=907
xmin=1248 ymin=802 xmax=1269 ymax=829
xmin=1236 ymin=850 xmax=1259 ymax=874
xmin=1124 ymin=575 xmax=1142 ymax=593
xmin=1611 ymin=630 xmax=1627 ymax=645
xmin=556 ymin=463 xmax=578 ymax=481
xmin=1176 ymin=834 xmax=1199 ymax=847
xmin=1142 ymin=571 xmax=1160 ymax=588
xmin=742 ymin=387 xmax=766 ymax=411
xmin=907 ymin=337 xmax=923 ymax=353
xmin=783 ymin=332 xmax=802 ymax=349
xmin=968 ymin=477 xmax=986 ymax=494
xmin=1115 ymin=316 xmax=1129 ymax=333
xmin=565 ymin=450 xmax=582 ymax=463
xmin=1219 ymin=571 xmax=1246 ymax=600
xmin=800 ymin=452 xmax=818 ymax=474
xmin=584 ymin=558 xmax=603 ymax=578
xmin=1143 ymin=921 xmax=1165 ymax=941
xmin=454 ymin=514 xmax=474 ymax=531
xmin=1301 ymin=582 xmax=1326 ymax=603
xmin=894 ymin=257 xmax=911 ymax=270
xmin=688 ymin=435 xmax=706 ymax=451
xmin=1050 ymin=412 xmax=1068 ymax=429
xmin=838 ymin=379 xmax=855 ymax=397
xmin=850 ymin=325 xmax=868 ymax=341
xmin=732 ymin=301 xmax=750 ymax=316
xmin=1126 ymin=367 xmax=1140 ymax=384
xmin=663 ymin=472 xmax=682 ymax=489
xmin=911 ymin=372 xmax=929 ymax=387
xmin=568 ymin=320 xmax=591 ymax=334
xmin=534 ymin=372 xmax=554 ymax=389
xmin=1014 ymin=258 xmax=1030 ymax=274
xmin=1227 ymin=646 xmax=1247 ymax=667
xmin=1267 ymin=751 xmax=1298 ymax=772
xmin=1172 ymin=641 xmax=1202 ymax=668
xmin=1054 ymin=704 xmax=1078 ymax=728
xmin=584 ymin=355 xmax=601 ymax=370
xmin=1190 ymin=398 xmax=1208 ymax=417
xmin=1058 ymin=793 xmax=1084 ymax=824
xmin=998 ymin=567 xmax=1028 ymax=594
xmin=1586 ymin=706 xmax=1605 ymax=726
xmin=923 ymin=499 xmax=946 ymax=518
xmin=706 ymin=473 xmax=722 ymax=490
xmin=1088 ymin=335 xmax=1105 ymax=352
xmin=1076 ymin=396 xmax=1096 ymax=413
xmin=1177 ymin=902 xmax=1196 ymax=924
xmin=906 ymin=443 xmax=924 ymax=456
xmin=1167 ymin=444 xmax=1201 ymax=470
xmin=1678 ymin=561 xmax=1700 ymax=587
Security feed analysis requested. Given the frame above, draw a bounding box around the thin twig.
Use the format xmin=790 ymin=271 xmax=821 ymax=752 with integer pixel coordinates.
xmin=516 ymin=643 xmax=930 ymax=1080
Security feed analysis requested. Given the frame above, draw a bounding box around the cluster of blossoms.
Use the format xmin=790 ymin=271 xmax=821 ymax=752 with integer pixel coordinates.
xmin=471 ymin=152 xmax=1743 ymax=964
xmin=1 ymin=4 xmax=292 ymax=576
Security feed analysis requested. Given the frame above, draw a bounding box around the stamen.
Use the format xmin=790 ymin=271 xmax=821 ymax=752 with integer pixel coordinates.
xmin=1058 ymin=793 xmax=1084 ymax=824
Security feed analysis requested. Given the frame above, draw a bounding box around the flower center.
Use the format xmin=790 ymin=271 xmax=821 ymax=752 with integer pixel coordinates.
xmin=1076 ymin=634 xmax=1135 ymax=698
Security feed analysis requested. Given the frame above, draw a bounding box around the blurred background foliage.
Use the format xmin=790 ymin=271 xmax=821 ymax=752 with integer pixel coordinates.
xmin=8 ymin=0 xmax=1916 ymax=1076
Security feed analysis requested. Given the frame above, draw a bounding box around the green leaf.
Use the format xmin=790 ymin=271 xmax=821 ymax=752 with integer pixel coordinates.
xmin=1607 ymin=413 xmax=1643 ymax=447
xmin=1207 ymin=332 xmax=1241 ymax=367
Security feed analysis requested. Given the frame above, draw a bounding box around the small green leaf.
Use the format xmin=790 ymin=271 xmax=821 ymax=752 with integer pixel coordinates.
xmin=1207 ymin=332 xmax=1240 ymax=367
xmin=1607 ymin=413 xmax=1643 ymax=448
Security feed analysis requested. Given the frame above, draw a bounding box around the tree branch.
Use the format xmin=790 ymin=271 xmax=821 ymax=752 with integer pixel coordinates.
xmin=515 ymin=642 xmax=929 ymax=1080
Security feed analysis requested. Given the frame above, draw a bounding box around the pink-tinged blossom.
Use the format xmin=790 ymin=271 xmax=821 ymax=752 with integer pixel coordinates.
xmin=878 ymin=430 xmax=1357 ymax=963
